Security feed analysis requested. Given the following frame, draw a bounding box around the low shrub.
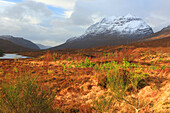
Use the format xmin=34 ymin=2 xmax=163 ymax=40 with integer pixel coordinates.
xmin=95 ymin=60 xmax=149 ymax=113
xmin=0 ymin=75 xmax=57 ymax=113
xmin=93 ymin=95 xmax=115 ymax=112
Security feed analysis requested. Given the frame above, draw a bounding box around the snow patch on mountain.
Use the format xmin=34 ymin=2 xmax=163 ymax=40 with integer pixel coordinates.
xmin=85 ymin=14 xmax=152 ymax=35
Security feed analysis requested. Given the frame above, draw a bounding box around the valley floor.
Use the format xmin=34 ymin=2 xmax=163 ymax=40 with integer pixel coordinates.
xmin=0 ymin=46 xmax=170 ymax=113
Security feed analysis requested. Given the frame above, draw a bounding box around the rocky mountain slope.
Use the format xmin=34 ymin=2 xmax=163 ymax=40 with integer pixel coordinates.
xmin=51 ymin=14 xmax=153 ymax=50
xmin=0 ymin=35 xmax=40 ymax=50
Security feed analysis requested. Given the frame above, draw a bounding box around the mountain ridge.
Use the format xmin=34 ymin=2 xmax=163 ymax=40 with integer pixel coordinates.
xmin=0 ymin=38 xmax=34 ymax=53
xmin=0 ymin=35 xmax=40 ymax=50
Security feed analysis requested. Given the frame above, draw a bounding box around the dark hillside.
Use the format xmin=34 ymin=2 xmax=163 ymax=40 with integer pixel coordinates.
xmin=0 ymin=39 xmax=34 ymax=53
xmin=0 ymin=35 xmax=40 ymax=50
xmin=130 ymin=36 xmax=170 ymax=47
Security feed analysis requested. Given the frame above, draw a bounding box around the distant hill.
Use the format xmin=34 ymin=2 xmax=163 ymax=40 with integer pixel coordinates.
xmin=0 ymin=35 xmax=40 ymax=50
xmin=0 ymin=39 xmax=34 ymax=52
xmin=36 ymin=44 xmax=51 ymax=49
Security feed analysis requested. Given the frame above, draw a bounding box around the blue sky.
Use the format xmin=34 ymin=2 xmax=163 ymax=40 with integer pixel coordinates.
xmin=0 ymin=0 xmax=169 ymax=46
xmin=47 ymin=5 xmax=66 ymax=16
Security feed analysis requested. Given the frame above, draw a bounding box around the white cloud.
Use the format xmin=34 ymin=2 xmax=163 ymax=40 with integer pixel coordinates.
xmin=34 ymin=40 xmax=63 ymax=47
xmin=145 ymin=0 xmax=170 ymax=31
xmin=32 ymin=0 xmax=77 ymax=10
xmin=0 ymin=0 xmax=15 ymax=12
xmin=145 ymin=14 xmax=170 ymax=32
xmin=63 ymin=11 xmax=73 ymax=18
xmin=3 ymin=1 xmax=52 ymax=24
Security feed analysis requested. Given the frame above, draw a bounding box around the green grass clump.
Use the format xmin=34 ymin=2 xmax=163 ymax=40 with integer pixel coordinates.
xmin=76 ymin=57 xmax=96 ymax=68
xmin=94 ymin=60 xmax=149 ymax=113
xmin=62 ymin=64 xmax=67 ymax=72
xmin=0 ymin=75 xmax=57 ymax=113
xmin=53 ymin=56 xmax=56 ymax=62
xmin=66 ymin=57 xmax=71 ymax=61
xmin=150 ymin=66 xmax=159 ymax=70
xmin=93 ymin=95 xmax=115 ymax=112
xmin=161 ymin=65 xmax=166 ymax=70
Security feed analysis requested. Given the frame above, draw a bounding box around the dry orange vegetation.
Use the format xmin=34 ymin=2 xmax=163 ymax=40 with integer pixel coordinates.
xmin=0 ymin=46 xmax=170 ymax=113
xmin=148 ymin=34 xmax=170 ymax=40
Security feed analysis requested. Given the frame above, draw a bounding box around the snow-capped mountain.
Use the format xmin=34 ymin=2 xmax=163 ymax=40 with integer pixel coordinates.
xmin=67 ymin=14 xmax=153 ymax=42
xmin=51 ymin=14 xmax=154 ymax=50
xmin=86 ymin=14 xmax=152 ymax=35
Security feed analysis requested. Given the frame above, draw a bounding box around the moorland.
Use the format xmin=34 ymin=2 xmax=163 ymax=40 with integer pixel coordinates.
xmin=0 ymin=37 xmax=169 ymax=113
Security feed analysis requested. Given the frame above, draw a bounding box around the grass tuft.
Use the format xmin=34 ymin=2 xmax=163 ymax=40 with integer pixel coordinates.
xmin=0 ymin=75 xmax=57 ymax=113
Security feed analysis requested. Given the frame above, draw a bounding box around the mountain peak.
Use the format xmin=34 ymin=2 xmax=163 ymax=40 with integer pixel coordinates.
xmin=101 ymin=14 xmax=137 ymax=23
xmin=101 ymin=16 xmax=116 ymax=23
xmin=84 ymin=14 xmax=153 ymax=36
xmin=124 ymin=13 xmax=136 ymax=18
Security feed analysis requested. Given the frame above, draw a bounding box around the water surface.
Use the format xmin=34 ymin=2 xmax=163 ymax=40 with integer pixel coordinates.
xmin=0 ymin=54 xmax=30 ymax=59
